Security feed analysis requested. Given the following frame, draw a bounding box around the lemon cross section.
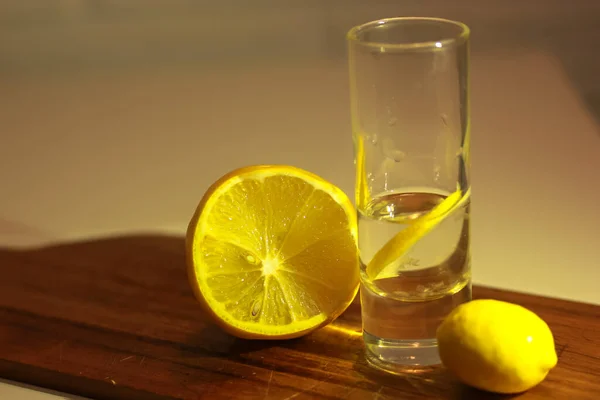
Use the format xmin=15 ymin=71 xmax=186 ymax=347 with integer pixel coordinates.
xmin=366 ymin=188 xmax=467 ymax=280
xmin=186 ymin=165 xmax=360 ymax=340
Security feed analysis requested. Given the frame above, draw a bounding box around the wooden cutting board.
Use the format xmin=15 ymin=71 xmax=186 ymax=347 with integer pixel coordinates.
xmin=0 ymin=235 xmax=599 ymax=399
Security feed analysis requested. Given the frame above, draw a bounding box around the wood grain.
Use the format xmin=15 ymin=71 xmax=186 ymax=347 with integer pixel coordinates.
xmin=0 ymin=235 xmax=598 ymax=399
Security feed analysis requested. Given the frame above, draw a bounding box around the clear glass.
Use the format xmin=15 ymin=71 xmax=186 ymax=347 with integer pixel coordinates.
xmin=347 ymin=17 xmax=472 ymax=372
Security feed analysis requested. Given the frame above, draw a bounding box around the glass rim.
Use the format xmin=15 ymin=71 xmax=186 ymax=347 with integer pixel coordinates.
xmin=347 ymin=17 xmax=470 ymax=51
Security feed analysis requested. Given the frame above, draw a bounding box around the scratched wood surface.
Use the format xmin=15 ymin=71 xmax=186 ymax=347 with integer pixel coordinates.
xmin=0 ymin=235 xmax=599 ymax=399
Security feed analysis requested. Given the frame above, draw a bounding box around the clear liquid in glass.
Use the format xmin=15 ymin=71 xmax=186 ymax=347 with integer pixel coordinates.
xmin=358 ymin=190 xmax=471 ymax=371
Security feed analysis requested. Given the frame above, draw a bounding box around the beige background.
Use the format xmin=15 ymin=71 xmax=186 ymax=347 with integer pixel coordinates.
xmin=1 ymin=1 xmax=599 ymax=398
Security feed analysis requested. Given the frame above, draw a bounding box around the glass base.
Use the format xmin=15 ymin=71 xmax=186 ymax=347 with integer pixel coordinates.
xmin=364 ymin=331 xmax=441 ymax=374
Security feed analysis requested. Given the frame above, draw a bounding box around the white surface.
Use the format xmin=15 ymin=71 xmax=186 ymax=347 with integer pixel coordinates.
xmin=1 ymin=51 xmax=599 ymax=400
xmin=0 ymin=380 xmax=88 ymax=400
xmin=470 ymin=52 xmax=600 ymax=304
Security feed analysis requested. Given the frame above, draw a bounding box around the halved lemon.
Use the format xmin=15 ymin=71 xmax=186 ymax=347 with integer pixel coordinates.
xmin=186 ymin=165 xmax=359 ymax=339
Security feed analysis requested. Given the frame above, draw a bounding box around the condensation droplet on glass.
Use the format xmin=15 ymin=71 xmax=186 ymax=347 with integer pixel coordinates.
xmin=370 ymin=134 xmax=378 ymax=145
xmin=382 ymin=157 xmax=396 ymax=173
xmin=440 ymin=114 xmax=449 ymax=128
xmin=383 ymin=171 xmax=388 ymax=190
xmin=382 ymin=138 xmax=405 ymax=162
xmin=433 ymin=165 xmax=441 ymax=181
xmin=392 ymin=151 xmax=404 ymax=162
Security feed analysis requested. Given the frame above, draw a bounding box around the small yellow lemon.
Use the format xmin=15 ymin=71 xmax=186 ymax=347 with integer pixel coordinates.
xmin=437 ymin=299 xmax=557 ymax=394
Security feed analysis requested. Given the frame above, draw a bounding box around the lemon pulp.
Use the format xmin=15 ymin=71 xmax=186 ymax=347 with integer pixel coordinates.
xmin=187 ymin=165 xmax=359 ymax=339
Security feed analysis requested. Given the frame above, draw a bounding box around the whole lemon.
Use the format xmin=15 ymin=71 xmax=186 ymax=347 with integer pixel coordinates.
xmin=437 ymin=299 xmax=557 ymax=394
